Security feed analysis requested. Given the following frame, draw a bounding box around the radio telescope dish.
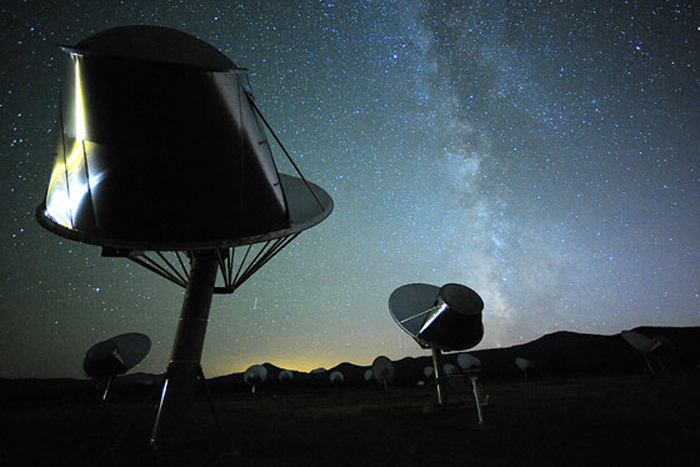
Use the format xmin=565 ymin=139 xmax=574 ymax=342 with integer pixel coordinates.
xmin=389 ymin=283 xmax=483 ymax=351
xmin=456 ymin=352 xmax=488 ymax=426
xmin=329 ymin=371 xmax=344 ymax=384
xmin=35 ymin=25 xmax=333 ymax=447
xmin=278 ymin=370 xmax=294 ymax=382
xmin=621 ymin=330 xmax=660 ymax=354
xmin=36 ymin=26 xmax=333 ymax=251
xmin=83 ymin=332 xmax=151 ymax=405
xmin=371 ymin=356 xmax=395 ymax=390
xmin=621 ymin=330 xmax=663 ymax=375
xmin=363 ymin=369 xmax=373 ymax=383
xmin=84 ymin=332 xmax=151 ymax=377
xmin=389 ymin=282 xmax=484 ymax=405
xmin=423 ymin=366 xmax=435 ymax=379
xmin=515 ymin=357 xmax=535 ymax=379
xmin=244 ymin=364 xmax=268 ymax=394
xmin=443 ymin=363 xmax=459 ymax=376
xmin=651 ymin=334 xmax=673 ymax=349
xmin=84 ymin=340 xmax=127 ymax=379
xmin=457 ymin=353 xmax=481 ymax=372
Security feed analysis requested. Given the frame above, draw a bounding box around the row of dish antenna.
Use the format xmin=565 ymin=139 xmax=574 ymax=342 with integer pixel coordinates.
xmin=242 ymin=356 xmax=397 ymax=394
xmin=84 ymin=329 xmax=669 ymax=400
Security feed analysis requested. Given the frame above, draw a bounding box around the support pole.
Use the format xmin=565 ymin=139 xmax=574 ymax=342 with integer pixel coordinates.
xmin=151 ymin=250 xmax=218 ymax=447
xmin=431 ymin=347 xmax=447 ymax=405
xmin=101 ymin=375 xmax=114 ymax=407
xmin=469 ymin=374 xmax=485 ymax=426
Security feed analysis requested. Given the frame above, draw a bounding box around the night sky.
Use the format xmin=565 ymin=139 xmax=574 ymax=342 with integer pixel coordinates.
xmin=1 ymin=0 xmax=698 ymax=379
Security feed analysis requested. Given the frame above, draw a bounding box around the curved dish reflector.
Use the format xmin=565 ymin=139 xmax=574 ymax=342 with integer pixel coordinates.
xmin=371 ymin=356 xmax=395 ymax=385
xmin=36 ymin=25 xmax=332 ymax=251
xmin=443 ymin=363 xmax=459 ymax=376
xmin=243 ymin=364 xmax=268 ymax=385
xmin=389 ymin=283 xmax=484 ymax=351
xmin=329 ymin=371 xmax=344 ymax=383
xmin=457 ymin=353 xmax=482 ymax=371
xmin=514 ymin=357 xmax=535 ymax=371
xmin=84 ymin=332 xmax=151 ymax=378
xmin=621 ymin=330 xmax=659 ymax=354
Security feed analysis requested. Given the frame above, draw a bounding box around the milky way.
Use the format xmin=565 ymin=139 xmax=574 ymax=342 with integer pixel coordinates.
xmin=1 ymin=0 xmax=698 ymax=378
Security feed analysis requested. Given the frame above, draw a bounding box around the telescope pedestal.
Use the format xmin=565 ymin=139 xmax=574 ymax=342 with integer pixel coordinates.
xmin=151 ymin=250 xmax=218 ymax=447
xmin=431 ymin=347 xmax=448 ymax=406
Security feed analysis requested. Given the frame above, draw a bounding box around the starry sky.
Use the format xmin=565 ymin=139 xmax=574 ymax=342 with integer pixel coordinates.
xmin=1 ymin=0 xmax=698 ymax=379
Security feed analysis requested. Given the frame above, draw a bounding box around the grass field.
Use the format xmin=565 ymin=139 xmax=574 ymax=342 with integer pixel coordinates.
xmin=2 ymin=373 xmax=698 ymax=466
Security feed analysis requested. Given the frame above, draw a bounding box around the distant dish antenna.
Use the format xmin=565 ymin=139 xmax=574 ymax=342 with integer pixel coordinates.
xmin=329 ymin=371 xmax=344 ymax=383
xmin=621 ymin=330 xmax=663 ymax=375
xmin=363 ymin=369 xmax=373 ymax=383
xmin=83 ymin=332 xmax=151 ymax=405
xmin=244 ymin=364 xmax=268 ymax=394
xmin=457 ymin=353 xmax=481 ymax=372
xmin=651 ymin=334 xmax=673 ymax=350
xmin=278 ymin=370 xmax=294 ymax=382
xmin=35 ymin=25 xmax=333 ymax=447
xmin=443 ymin=363 xmax=459 ymax=376
xmin=371 ymin=356 xmax=395 ymax=390
xmin=621 ymin=330 xmax=660 ymax=354
xmin=456 ymin=353 xmax=488 ymax=426
xmin=423 ymin=366 xmax=435 ymax=380
xmin=389 ymin=283 xmax=484 ymax=405
xmin=515 ymin=357 xmax=535 ymax=379
xmin=310 ymin=367 xmax=327 ymax=376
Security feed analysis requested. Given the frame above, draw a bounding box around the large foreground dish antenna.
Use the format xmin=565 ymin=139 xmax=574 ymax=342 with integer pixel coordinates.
xmin=35 ymin=26 xmax=332 ymax=447
xmin=389 ymin=283 xmax=484 ymax=406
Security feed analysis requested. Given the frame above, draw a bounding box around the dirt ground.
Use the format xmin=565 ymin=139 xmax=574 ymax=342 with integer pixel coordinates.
xmin=2 ymin=373 xmax=699 ymax=466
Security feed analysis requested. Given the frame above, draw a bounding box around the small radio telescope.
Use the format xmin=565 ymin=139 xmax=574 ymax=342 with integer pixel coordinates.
xmin=329 ymin=371 xmax=344 ymax=384
xmin=278 ymin=370 xmax=294 ymax=382
xmin=244 ymin=364 xmax=268 ymax=394
xmin=371 ymin=356 xmax=395 ymax=390
xmin=457 ymin=353 xmax=481 ymax=372
xmin=35 ymin=26 xmax=333 ymax=446
xmin=514 ymin=357 xmax=535 ymax=379
xmin=443 ymin=363 xmax=459 ymax=376
xmin=456 ymin=353 xmax=488 ymax=426
xmin=83 ymin=332 xmax=151 ymax=405
xmin=621 ymin=330 xmax=663 ymax=375
xmin=389 ymin=283 xmax=484 ymax=405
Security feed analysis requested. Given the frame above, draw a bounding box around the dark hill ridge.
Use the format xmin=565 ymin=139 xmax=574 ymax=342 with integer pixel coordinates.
xmin=330 ymin=326 xmax=700 ymax=383
xmin=210 ymin=326 xmax=700 ymax=388
xmin=3 ymin=326 xmax=699 ymax=401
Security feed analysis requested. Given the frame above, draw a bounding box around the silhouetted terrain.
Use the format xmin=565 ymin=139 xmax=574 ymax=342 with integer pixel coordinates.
xmin=1 ymin=327 xmax=698 ymax=466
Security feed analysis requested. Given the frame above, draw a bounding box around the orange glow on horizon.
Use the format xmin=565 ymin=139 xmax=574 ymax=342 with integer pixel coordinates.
xmin=206 ymin=352 xmax=379 ymax=377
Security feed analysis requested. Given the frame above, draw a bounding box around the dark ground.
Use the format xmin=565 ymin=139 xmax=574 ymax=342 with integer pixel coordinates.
xmin=1 ymin=372 xmax=699 ymax=466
